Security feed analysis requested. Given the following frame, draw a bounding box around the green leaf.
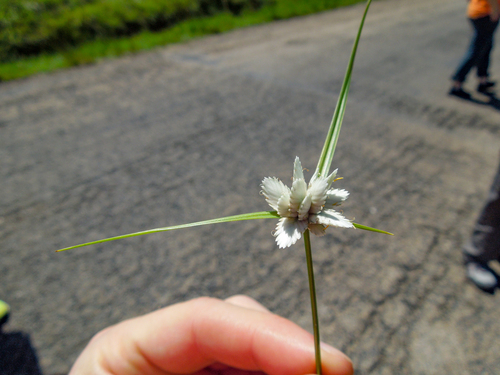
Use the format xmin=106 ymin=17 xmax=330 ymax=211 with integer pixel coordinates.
xmin=56 ymin=211 xmax=280 ymax=252
xmin=353 ymin=222 xmax=393 ymax=235
xmin=315 ymin=0 xmax=372 ymax=177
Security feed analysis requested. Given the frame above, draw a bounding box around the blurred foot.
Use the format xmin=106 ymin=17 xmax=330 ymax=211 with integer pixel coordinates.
xmin=481 ymin=80 xmax=495 ymax=87
xmin=466 ymin=262 xmax=498 ymax=292
xmin=477 ymin=82 xmax=495 ymax=95
xmin=449 ymin=87 xmax=471 ymax=99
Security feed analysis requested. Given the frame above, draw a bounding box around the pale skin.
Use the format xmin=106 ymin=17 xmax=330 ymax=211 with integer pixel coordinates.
xmin=69 ymin=295 xmax=354 ymax=375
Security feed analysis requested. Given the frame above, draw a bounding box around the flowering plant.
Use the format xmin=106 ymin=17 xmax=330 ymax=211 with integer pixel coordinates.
xmin=57 ymin=0 xmax=391 ymax=373
xmin=261 ymin=156 xmax=352 ymax=248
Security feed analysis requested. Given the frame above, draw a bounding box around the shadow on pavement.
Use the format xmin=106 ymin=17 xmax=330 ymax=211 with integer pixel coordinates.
xmin=0 ymin=331 xmax=43 ymax=375
xmin=0 ymin=302 xmax=43 ymax=375
xmin=450 ymin=91 xmax=500 ymax=110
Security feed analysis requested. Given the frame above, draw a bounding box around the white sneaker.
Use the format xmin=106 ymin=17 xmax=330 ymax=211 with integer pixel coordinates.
xmin=466 ymin=262 xmax=498 ymax=291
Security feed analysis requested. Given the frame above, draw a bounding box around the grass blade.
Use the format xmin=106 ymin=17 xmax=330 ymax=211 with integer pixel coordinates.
xmin=56 ymin=211 xmax=280 ymax=252
xmin=353 ymin=222 xmax=393 ymax=235
xmin=315 ymin=0 xmax=372 ymax=177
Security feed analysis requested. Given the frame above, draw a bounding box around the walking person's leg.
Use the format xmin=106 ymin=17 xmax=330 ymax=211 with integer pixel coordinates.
xmin=477 ymin=19 xmax=499 ymax=92
xmin=464 ymin=153 xmax=500 ymax=292
xmin=450 ymin=16 xmax=492 ymax=98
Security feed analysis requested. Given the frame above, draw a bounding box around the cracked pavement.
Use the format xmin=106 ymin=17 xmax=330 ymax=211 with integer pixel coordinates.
xmin=2 ymin=0 xmax=500 ymax=373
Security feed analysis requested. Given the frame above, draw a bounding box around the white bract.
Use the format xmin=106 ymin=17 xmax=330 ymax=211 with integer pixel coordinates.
xmin=261 ymin=157 xmax=353 ymax=248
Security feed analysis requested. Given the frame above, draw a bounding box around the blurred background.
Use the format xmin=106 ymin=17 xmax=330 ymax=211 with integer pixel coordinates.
xmin=0 ymin=0 xmax=363 ymax=81
xmin=2 ymin=0 xmax=500 ymax=374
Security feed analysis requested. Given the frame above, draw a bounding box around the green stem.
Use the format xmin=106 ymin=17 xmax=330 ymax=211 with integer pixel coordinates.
xmin=303 ymin=230 xmax=322 ymax=375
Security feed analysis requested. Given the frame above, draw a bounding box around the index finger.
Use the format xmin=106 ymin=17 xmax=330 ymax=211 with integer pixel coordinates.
xmin=85 ymin=297 xmax=353 ymax=375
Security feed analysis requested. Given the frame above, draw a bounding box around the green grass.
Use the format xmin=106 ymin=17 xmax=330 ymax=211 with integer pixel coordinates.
xmin=0 ymin=0 xmax=367 ymax=82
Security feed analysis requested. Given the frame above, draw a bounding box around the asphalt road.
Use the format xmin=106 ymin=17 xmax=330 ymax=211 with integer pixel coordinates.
xmin=2 ymin=0 xmax=500 ymax=373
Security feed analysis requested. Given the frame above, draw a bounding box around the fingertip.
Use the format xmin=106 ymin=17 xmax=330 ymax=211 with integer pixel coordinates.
xmin=320 ymin=343 xmax=354 ymax=375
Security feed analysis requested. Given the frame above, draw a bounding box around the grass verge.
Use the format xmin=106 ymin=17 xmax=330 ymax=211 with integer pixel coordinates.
xmin=0 ymin=0 xmax=366 ymax=82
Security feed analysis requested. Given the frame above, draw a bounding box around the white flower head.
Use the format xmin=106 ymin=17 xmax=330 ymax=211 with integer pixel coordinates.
xmin=261 ymin=157 xmax=353 ymax=248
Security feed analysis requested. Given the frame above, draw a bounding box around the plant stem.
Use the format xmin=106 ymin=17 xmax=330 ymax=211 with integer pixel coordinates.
xmin=303 ymin=229 xmax=322 ymax=375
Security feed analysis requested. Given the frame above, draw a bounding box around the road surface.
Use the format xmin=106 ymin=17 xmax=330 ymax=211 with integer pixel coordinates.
xmin=1 ymin=0 xmax=500 ymax=373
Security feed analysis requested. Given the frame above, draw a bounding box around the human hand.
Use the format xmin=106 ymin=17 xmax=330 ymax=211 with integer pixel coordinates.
xmin=69 ymin=295 xmax=353 ymax=375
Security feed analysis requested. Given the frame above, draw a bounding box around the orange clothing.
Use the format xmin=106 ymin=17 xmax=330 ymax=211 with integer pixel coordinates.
xmin=468 ymin=0 xmax=500 ymax=19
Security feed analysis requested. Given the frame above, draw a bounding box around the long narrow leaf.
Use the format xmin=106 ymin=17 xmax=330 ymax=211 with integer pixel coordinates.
xmin=56 ymin=211 xmax=280 ymax=252
xmin=353 ymin=222 xmax=393 ymax=235
xmin=315 ymin=0 xmax=372 ymax=177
